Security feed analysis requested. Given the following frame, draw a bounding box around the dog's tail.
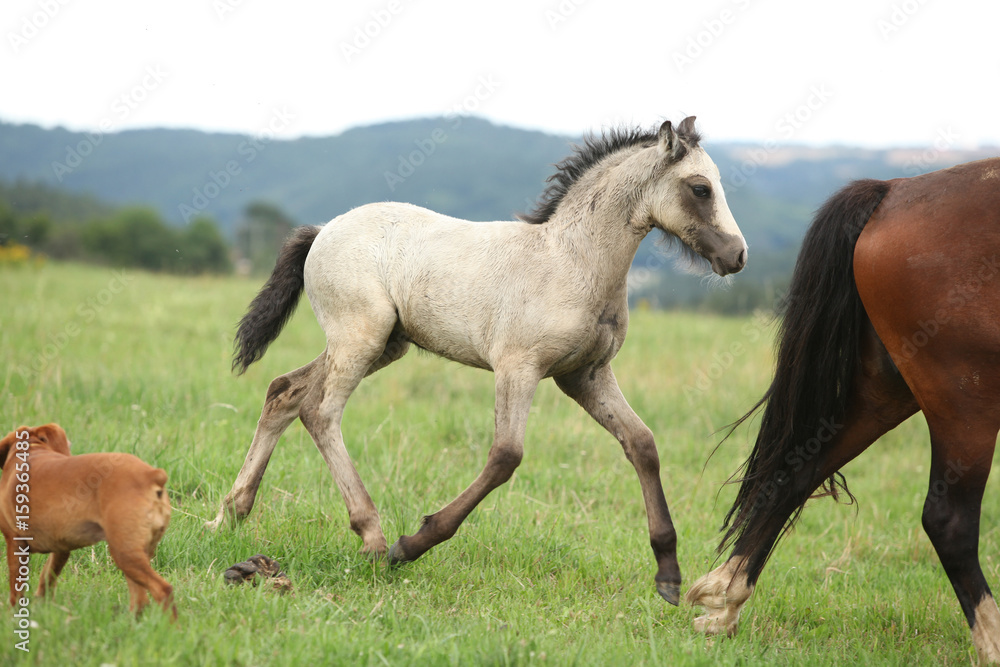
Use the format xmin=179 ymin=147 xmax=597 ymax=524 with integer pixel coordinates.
xmin=144 ymin=466 xmax=171 ymax=547
xmin=232 ymin=226 xmax=322 ymax=374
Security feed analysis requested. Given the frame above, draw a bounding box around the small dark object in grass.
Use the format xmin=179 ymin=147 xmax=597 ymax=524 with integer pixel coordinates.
xmin=223 ymin=555 xmax=292 ymax=592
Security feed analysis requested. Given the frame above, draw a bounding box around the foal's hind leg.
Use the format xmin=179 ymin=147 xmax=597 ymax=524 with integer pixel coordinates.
xmin=387 ymin=363 xmax=542 ymax=564
xmin=555 ymin=363 xmax=682 ymax=605
xmin=298 ymin=317 xmax=406 ymax=556
xmin=206 ymin=356 xmax=322 ymax=530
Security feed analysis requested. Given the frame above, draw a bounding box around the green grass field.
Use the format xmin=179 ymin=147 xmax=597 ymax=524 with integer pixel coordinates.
xmin=1 ymin=262 xmax=995 ymax=666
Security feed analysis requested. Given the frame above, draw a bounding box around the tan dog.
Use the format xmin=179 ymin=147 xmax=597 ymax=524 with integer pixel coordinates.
xmin=0 ymin=424 xmax=175 ymax=618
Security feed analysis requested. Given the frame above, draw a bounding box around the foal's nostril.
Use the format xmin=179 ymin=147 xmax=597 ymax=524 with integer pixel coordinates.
xmin=737 ymin=248 xmax=747 ymax=269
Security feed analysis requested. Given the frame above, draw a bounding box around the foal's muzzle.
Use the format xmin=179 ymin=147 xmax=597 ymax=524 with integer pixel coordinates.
xmin=698 ymin=226 xmax=748 ymax=277
xmin=711 ymin=244 xmax=748 ymax=277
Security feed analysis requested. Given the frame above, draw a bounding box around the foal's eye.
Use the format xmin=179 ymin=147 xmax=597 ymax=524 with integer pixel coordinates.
xmin=692 ymin=184 xmax=711 ymax=199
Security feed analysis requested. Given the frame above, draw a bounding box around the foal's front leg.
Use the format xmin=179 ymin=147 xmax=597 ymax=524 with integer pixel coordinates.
xmin=555 ymin=363 xmax=682 ymax=605
xmin=387 ymin=365 xmax=541 ymax=564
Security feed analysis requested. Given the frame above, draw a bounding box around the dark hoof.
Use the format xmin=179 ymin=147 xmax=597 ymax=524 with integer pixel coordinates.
xmin=657 ymin=580 xmax=680 ymax=606
xmin=386 ymin=540 xmax=409 ymax=566
xmin=224 ymin=554 xmax=293 ymax=592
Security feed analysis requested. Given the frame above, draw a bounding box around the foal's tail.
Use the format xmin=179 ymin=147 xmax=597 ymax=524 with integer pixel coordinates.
xmin=719 ymin=179 xmax=891 ymax=578
xmin=232 ymin=225 xmax=321 ymax=374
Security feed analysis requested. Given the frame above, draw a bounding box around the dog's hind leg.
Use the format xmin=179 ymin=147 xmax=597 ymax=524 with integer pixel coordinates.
xmin=206 ymin=355 xmax=323 ymax=530
xmin=107 ymin=533 xmax=176 ymax=619
xmin=36 ymin=551 xmax=70 ymax=598
xmin=107 ymin=484 xmax=175 ymax=619
xmin=120 ymin=569 xmax=175 ymax=620
xmin=123 ymin=573 xmax=149 ymax=613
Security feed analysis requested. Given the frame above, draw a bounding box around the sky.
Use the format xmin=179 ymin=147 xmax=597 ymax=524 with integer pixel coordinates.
xmin=3 ymin=0 xmax=999 ymax=149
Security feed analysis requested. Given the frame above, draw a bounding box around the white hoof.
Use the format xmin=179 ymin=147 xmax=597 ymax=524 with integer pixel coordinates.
xmin=686 ymin=557 xmax=753 ymax=638
xmin=972 ymin=596 xmax=1000 ymax=664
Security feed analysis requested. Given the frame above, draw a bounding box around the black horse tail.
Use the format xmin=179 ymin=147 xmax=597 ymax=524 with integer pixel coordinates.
xmin=232 ymin=225 xmax=322 ymax=374
xmin=719 ymin=179 xmax=891 ymax=578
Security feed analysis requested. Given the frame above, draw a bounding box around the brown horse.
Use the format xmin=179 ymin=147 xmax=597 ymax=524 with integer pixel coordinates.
xmin=687 ymin=158 xmax=1000 ymax=662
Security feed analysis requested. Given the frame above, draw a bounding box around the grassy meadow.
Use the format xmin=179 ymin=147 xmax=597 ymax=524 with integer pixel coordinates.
xmin=1 ymin=261 xmax=996 ymax=666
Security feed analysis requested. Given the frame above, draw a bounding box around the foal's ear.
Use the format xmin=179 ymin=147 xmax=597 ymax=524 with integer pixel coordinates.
xmin=658 ymin=120 xmax=687 ymax=162
xmin=658 ymin=120 xmax=677 ymax=154
xmin=678 ymin=115 xmax=698 ymax=138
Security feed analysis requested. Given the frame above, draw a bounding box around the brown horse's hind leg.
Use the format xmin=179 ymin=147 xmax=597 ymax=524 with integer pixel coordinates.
xmin=387 ymin=363 xmax=542 ymax=564
xmin=689 ymin=324 xmax=918 ymax=634
xmin=206 ymin=355 xmax=323 ymax=530
xmin=554 ymin=363 xmax=682 ymax=605
xmin=920 ymin=413 xmax=1000 ymax=663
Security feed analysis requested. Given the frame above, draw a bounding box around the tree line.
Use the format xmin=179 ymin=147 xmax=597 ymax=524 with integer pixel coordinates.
xmin=0 ymin=180 xmax=293 ymax=276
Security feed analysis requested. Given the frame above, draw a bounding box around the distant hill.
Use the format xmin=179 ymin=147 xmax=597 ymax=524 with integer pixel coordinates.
xmin=0 ymin=117 xmax=569 ymax=229
xmin=2 ymin=117 xmax=995 ymax=309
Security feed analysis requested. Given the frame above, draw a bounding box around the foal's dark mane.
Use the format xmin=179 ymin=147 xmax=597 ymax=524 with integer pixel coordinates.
xmin=519 ymin=123 xmax=702 ymax=225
